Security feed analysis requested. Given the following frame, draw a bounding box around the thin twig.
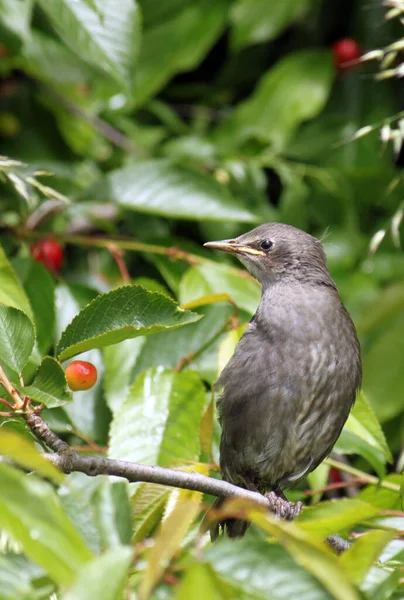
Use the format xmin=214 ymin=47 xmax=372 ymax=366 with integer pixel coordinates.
xmin=0 ymin=364 xmax=24 ymax=409
xmin=305 ymin=477 xmax=367 ymax=496
xmin=326 ymin=458 xmax=401 ymax=492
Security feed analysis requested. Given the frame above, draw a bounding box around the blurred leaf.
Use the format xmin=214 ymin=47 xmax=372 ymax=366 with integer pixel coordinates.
xmin=180 ymin=263 xmax=261 ymax=315
xmin=135 ymin=0 xmax=229 ymax=104
xmin=207 ymin=535 xmax=340 ymax=600
xmin=363 ymin=313 xmax=404 ymax=422
xmin=217 ymin=323 xmax=247 ymax=374
xmin=0 ymin=552 xmax=48 ymax=600
xmin=92 ymin=480 xmax=132 ymax=549
xmin=0 ymin=463 xmax=92 ymax=585
xmin=36 ymin=0 xmax=140 ymax=89
xmin=217 ymin=50 xmax=334 ymax=151
xmin=0 ymin=0 xmax=33 ymax=41
xmin=176 ymin=563 xmax=226 ymax=600
xmin=344 ymin=392 xmax=392 ymax=462
xmin=230 ymin=0 xmax=310 ymax=50
xmin=108 ymin=368 xmax=206 ymax=466
xmin=0 ymin=429 xmax=63 ymax=482
xmin=132 ymin=483 xmax=169 ymax=542
xmin=199 ymin=394 xmax=214 ymax=458
xmin=0 ymin=244 xmax=33 ymax=319
xmin=13 ymin=258 xmax=55 ymax=354
xmin=0 ymin=304 xmax=35 ymax=372
xmin=358 ymin=475 xmax=403 ymax=510
xmin=56 ymin=285 xmax=201 ymax=361
xmin=297 ymin=498 xmax=380 ymax=539
xmin=15 ymin=356 xmax=72 ymax=408
xmin=335 ymin=429 xmax=386 ymax=479
xmin=103 ymin=337 xmax=145 ymax=414
xmin=106 ymin=160 xmax=257 ymax=222
xmin=62 ymin=546 xmax=133 ymax=600
xmin=340 ymin=530 xmax=395 ymax=586
xmin=248 ymin=509 xmax=359 ymax=600
xmin=357 ymin=283 xmax=404 ymax=336
xmin=361 ymin=540 xmax=404 ymax=600
xmin=140 ymin=466 xmax=208 ymax=600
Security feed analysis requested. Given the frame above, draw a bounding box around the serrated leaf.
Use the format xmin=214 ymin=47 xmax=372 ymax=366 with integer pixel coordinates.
xmin=335 ymin=429 xmax=386 ymax=479
xmin=179 ymin=263 xmax=261 ymax=315
xmin=56 ymin=285 xmax=201 ymax=362
xmin=62 ymin=546 xmax=133 ymax=600
xmin=140 ymin=465 xmax=208 ymax=600
xmin=108 ymin=368 xmax=206 ymax=467
xmin=103 ymin=338 xmax=145 ymax=414
xmin=0 ymin=304 xmax=35 ymax=372
xmin=36 ymin=0 xmax=140 ymax=89
xmin=297 ymin=498 xmax=380 ymax=538
xmin=0 ymin=244 xmax=33 ymax=320
xmin=16 ymin=356 xmax=72 ymax=408
xmin=0 ymin=463 xmax=92 ymax=585
xmin=106 ymin=160 xmax=257 ymax=222
xmin=0 ymin=429 xmax=63 ymax=482
xmin=340 ymin=530 xmax=396 ymax=586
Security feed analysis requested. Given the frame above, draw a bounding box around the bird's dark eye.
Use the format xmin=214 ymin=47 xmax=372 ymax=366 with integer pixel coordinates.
xmin=260 ymin=240 xmax=273 ymax=252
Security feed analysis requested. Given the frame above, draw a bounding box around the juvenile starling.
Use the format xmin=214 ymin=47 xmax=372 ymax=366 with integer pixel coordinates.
xmin=204 ymin=223 xmax=362 ymax=538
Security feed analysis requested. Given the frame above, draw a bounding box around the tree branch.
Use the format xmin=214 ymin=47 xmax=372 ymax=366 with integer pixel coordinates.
xmin=26 ymin=414 xmax=351 ymax=553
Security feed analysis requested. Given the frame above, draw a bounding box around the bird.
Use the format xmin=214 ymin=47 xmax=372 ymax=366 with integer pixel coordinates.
xmin=204 ymin=223 xmax=362 ymax=539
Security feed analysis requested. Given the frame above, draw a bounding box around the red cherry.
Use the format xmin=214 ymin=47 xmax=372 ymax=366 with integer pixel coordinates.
xmin=30 ymin=239 xmax=64 ymax=272
xmin=332 ymin=38 xmax=361 ymax=71
xmin=65 ymin=361 xmax=98 ymax=391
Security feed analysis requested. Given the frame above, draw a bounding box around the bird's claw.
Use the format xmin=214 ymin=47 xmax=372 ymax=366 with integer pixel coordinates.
xmin=265 ymin=491 xmax=303 ymax=520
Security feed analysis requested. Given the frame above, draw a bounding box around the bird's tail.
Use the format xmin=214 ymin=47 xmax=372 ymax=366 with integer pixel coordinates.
xmin=205 ymin=496 xmax=250 ymax=541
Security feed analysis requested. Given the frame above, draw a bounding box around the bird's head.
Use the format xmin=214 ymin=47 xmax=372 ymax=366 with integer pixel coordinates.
xmin=204 ymin=223 xmax=330 ymax=287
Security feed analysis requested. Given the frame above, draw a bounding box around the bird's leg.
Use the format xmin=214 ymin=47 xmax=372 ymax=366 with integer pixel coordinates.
xmin=265 ymin=487 xmax=303 ymax=521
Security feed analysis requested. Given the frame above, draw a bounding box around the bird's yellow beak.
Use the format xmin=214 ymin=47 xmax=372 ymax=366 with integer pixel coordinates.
xmin=203 ymin=240 xmax=265 ymax=256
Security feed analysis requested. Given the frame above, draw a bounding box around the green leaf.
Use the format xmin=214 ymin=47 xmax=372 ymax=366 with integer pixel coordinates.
xmin=36 ymin=0 xmax=140 ymax=89
xmin=12 ymin=258 xmax=55 ymax=355
xmin=131 ymin=304 xmax=233 ymax=382
xmin=206 ymin=535 xmax=345 ymax=600
xmin=0 ymin=0 xmax=33 ymax=41
xmin=0 ymin=463 xmax=92 ymax=585
xmin=16 ymin=356 xmax=72 ymax=408
xmin=132 ymin=483 xmax=169 ymax=542
xmin=179 ymin=263 xmax=261 ymax=315
xmin=103 ymin=338 xmax=146 ymax=414
xmin=0 ymin=429 xmax=64 ymax=482
xmin=297 ymin=498 xmax=380 ymax=539
xmin=62 ymin=546 xmax=133 ymax=600
xmin=340 ymin=530 xmax=396 ymax=586
xmin=0 ymin=304 xmax=35 ymax=372
xmin=135 ymin=0 xmax=229 ymax=105
xmin=343 ymin=392 xmax=392 ymax=462
xmin=363 ymin=313 xmax=404 ymax=422
xmin=92 ymin=480 xmax=132 ymax=549
xmin=176 ymin=563 xmax=226 ymax=600
xmin=106 ymin=160 xmax=257 ymax=222
xmin=335 ymin=429 xmax=386 ymax=479
xmin=230 ymin=0 xmax=310 ymax=50
xmin=140 ymin=478 xmax=207 ymax=600
xmin=109 ymin=368 xmax=206 ymax=467
xmin=217 ymin=50 xmax=334 ymax=152
xmin=0 ymin=244 xmax=33 ymax=320
xmin=56 ymin=285 xmax=201 ymax=362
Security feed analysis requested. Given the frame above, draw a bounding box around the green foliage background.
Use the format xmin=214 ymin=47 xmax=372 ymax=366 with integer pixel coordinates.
xmin=0 ymin=0 xmax=403 ymax=598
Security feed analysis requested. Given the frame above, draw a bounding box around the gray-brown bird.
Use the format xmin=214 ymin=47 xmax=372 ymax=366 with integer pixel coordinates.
xmin=204 ymin=223 xmax=361 ymax=538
